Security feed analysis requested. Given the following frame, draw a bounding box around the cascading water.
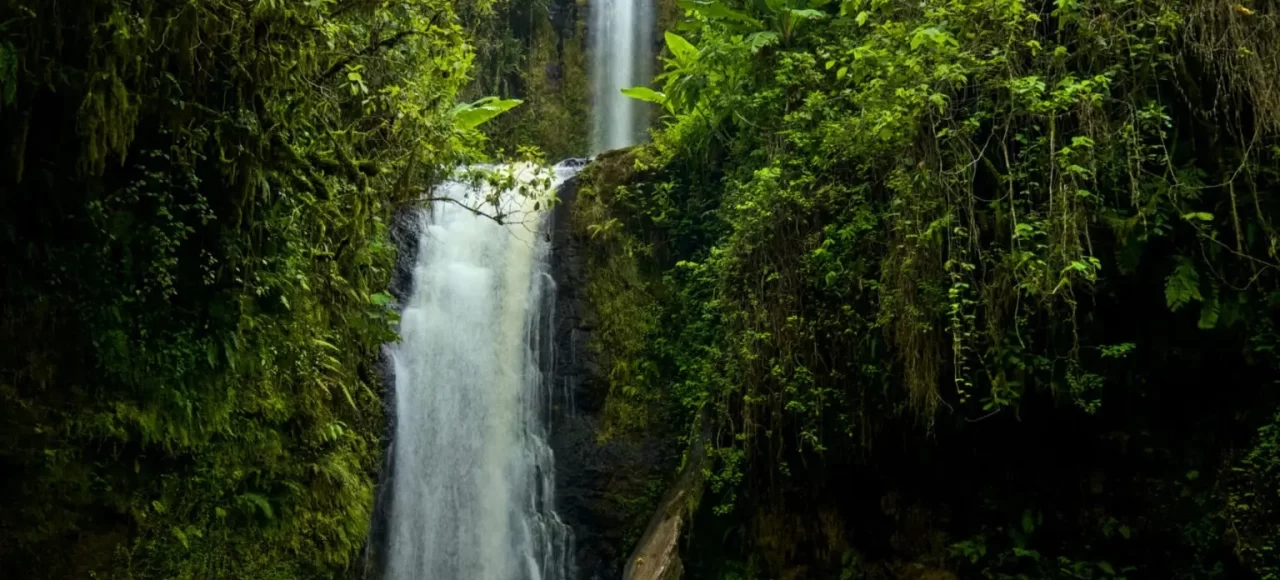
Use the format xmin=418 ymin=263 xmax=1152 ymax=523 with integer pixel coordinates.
xmin=591 ymin=0 xmax=654 ymax=152
xmin=383 ymin=163 xmax=580 ymax=580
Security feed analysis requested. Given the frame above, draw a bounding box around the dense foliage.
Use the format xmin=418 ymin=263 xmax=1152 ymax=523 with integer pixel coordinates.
xmin=582 ymin=0 xmax=1280 ymax=577
xmin=7 ymin=0 xmax=1280 ymax=577
xmin=463 ymin=0 xmax=591 ymax=159
xmin=0 ymin=0 xmax=509 ymax=577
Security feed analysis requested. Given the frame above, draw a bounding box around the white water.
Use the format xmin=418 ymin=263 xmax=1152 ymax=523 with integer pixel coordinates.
xmin=384 ymin=164 xmax=578 ymax=580
xmin=591 ymin=0 xmax=654 ymax=152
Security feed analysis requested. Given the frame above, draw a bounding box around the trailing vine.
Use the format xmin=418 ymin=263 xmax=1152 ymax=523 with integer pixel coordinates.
xmin=0 ymin=0 xmax=516 ymax=577
xmin=588 ymin=0 xmax=1280 ymax=576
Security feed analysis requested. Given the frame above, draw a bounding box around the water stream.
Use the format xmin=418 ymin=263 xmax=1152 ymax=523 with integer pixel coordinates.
xmin=380 ymin=0 xmax=652 ymax=573
xmin=383 ymin=164 xmax=580 ymax=580
xmin=591 ymin=0 xmax=654 ymax=152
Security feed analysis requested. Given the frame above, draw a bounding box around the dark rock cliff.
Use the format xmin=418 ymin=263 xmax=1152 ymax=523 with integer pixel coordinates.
xmin=358 ymin=206 xmax=423 ymax=580
xmin=547 ymin=173 xmax=674 ymax=580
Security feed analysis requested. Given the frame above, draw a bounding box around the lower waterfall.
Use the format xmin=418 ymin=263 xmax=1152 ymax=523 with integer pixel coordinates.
xmin=382 ymin=163 xmax=580 ymax=580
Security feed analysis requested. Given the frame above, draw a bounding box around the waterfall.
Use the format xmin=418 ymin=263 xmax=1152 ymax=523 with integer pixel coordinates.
xmin=591 ymin=0 xmax=654 ymax=152
xmin=383 ymin=163 xmax=579 ymax=580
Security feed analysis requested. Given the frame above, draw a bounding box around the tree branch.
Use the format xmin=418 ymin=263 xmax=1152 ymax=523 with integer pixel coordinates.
xmin=418 ymin=197 xmax=508 ymax=225
xmin=317 ymin=30 xmax=426 ymax=84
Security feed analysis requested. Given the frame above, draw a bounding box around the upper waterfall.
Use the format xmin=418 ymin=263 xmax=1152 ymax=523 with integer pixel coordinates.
xmin=590 ymin=0 xmax=654 ymax=153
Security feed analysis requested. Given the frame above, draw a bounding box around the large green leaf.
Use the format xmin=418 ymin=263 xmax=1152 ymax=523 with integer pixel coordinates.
xmin=665 ymin=32 xmax=700 ymax=65
xmin=746 ymin=30 xmax=779 ymax=52
xmin=621 ymin=86 xmax=668 ymax=104
xmin=788 ymin=8 xmax=826 ymax=19
xmin=451 ymin=96 xmax=524 ymax=131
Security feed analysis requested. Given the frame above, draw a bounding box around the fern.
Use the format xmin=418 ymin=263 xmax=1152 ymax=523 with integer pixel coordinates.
xmin=1165 ymin=258 xmax=1203 ymax=312
xmin=1198 ymin=285 xmax=1220 ymax=330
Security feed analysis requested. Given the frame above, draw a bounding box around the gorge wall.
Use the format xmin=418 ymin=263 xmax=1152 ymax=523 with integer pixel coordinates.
xmin=547 ymin=163 xmax=683 ymax=580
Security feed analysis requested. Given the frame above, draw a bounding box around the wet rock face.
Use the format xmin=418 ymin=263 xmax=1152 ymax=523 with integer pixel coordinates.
xmin=545 ymin=175 xmax=617 ymax=579
xmin=388 ymin=206 xmax=423 ymax=305
xmin=547 ymin=176 xmax=668 ymax=580
xmin=360 ymin=206 xmax=424 ymax=580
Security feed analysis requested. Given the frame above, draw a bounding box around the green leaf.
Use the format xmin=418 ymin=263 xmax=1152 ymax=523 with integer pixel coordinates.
xmin=1164 ymin=259 xmax=1202 ymax=312
xmin=339 ymin=382 xmax=358 ymax=411
xmin=1198 ymin=295 xmax=1220 ymax=329
xmin=665 ymin=32 xmax=699 ymax=64
xmin=1182 ymin=212 xmax=1214 ymax=222
xmin=788 ymin=8 xmax=826 ymax=19
xmin=1098 ymin=561 xmax=1115 ymax=575
xmin=621 ymin=86 xmax=668 ymax=104
xmin=1101 ymin=342 xmax=1136 ymax=359
xmin=451 ymin=97 xmax=523 ymax=131
xmin=678 ymin=0 xmax=762 ymax=27
xmin=172 ymin=527 xmax=189 ymax=549
xmin=1021 ymin=509 xmax=1035 ymax=534
xmin=1011 ymin=546 xmax=1041 ymax=560
xmin=747 ymin=31 xmax=780 ymax=53
xmin=242 ymin=493 xmax=274 ymax=519
xmin=370 ymin=291 xmax=393 ymax=306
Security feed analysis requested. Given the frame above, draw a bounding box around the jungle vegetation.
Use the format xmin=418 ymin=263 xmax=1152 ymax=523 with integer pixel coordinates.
xmin=461 ymin=0 xmax=591 ymax=159
xmin=4 ymin=0 xmax=1280 ymax=578
xmin=0 ymin=0 xmax=522 ymax=577
xmin=579 ymin=0 xmax=1280 ymax=577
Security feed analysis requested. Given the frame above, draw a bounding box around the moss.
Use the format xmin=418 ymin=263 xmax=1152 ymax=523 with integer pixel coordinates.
xmin=0 ymin=0 xmax=479 ymax=576
xmin=578 ymin=1 xmax=1280 ymax=577
xmin=467 ymin=0 xmax=591 ymax=159
xmin=572 ymin=147 xmax=660 ymax=436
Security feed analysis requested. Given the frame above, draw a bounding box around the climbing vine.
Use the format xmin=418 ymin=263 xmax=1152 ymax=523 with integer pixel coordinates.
xmin=0 ymin=0 xmax=519 ymax=577
xmin=587 ymin=0 xmax=1280 ymax=576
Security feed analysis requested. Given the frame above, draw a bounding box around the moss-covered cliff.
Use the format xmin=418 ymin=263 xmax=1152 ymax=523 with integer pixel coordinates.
xmin=464 ymin=0 xmax=592 ymax=159
xmin=0 ymin=0 xmax=495 ymax=577
xmin=574 ymin=1 xmax=1280 ymax=577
